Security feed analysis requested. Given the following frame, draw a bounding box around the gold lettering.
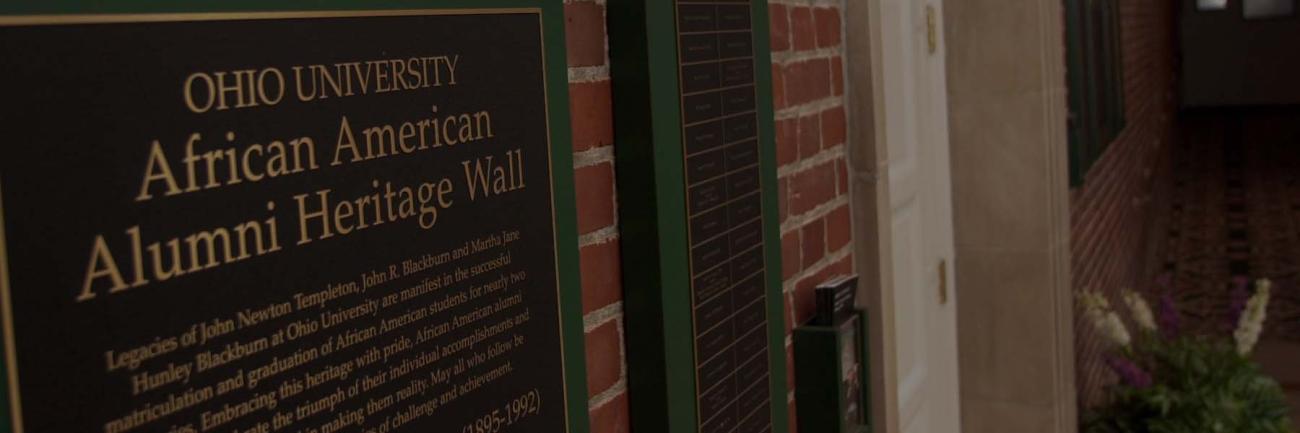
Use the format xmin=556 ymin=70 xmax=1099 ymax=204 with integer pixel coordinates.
xmin=295 ymin=189 xmax=335 ymax=245
xmin=292 ymin=66 xmax=317 ymax=102
xmin=184 ymin=73 xmax=216 ymax=113
xmin=333 ymin=116 xmax=361 ymax=166
xmin=77 ymin=235 xmax=128 ymax=302
xmin=363 ymin=125 xmax=398 ymax=159
xmin=136 ymin=140 xmax=182 ymax=202
xmin=185 ymin=229 xmax=233 ymax=271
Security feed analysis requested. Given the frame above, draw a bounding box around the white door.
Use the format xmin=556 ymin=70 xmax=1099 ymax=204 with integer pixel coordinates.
xmin=877 ymin=0 xmax=960 ymax=432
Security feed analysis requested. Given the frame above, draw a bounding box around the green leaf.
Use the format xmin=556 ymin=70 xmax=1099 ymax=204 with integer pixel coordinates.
xmin=1082 ymin=334 xmax=1293 ymax=433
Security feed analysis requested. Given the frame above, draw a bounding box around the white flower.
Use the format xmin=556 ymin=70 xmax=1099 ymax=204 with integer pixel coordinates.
xmin=1122 ymin=289 xmax=1158 ymax=332
xmin=1078 ymin=289 xmax=1131 ymax=347
xmin=1101 ymin=311 xmax=1132 ymax=347
xmin=1080 ymin=289 xmax=1110 ymax=309
xmin=1234 ymin=279 xmax=1271 ymax=355
xmin=1079 ymin=291 xmax=1105 ymax=328
xmin=1079 ymin=289 xmax=1109 ymax=319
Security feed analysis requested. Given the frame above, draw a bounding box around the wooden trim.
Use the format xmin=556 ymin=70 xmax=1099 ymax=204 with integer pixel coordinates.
xmin=607 ymin=0 xmax=698 ymax=431
xmin=1065 ymin=0 xmax=1128 ymax=186
xmin=843 ymin=0 xmax=899 ymax=432
xmin=608 ymin=0 xmax=791 ymax=432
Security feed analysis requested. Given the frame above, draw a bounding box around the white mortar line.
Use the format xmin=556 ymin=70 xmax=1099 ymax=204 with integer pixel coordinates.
xmin=579 ymin=225 xmax=620 ymax=248
xmin=782 ymin=243 xmax=853 ymax=293
xmin=780 ymin=195 xmax=850 ymax=235
xmin=573 ymin=145 xmax=615 ymax=169
xmin=587 ymin=317 xmax=629 ymax=410
xmin=568 ymin=65 xmax=610 ymax=83
xmin=583 ymin=301 xmax=623 ymax=332
xmin=771 ymin=47 xmax=843 ymax=65
xmin=588 ymin=378 xmax=627 ymax=409
xmin=775 ymin=96 xmax=844 ymax=120
xmin=770 ymin=0 xmax=844 ymax=7
xmin=777 ymin=144 xmax=846 ymax=177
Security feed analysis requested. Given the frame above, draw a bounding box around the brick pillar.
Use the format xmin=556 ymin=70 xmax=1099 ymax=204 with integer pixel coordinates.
xmin=769 ymin=1 xmax=853 ymax=431
xmin=564 ymin=2 xmax=630 ymax=432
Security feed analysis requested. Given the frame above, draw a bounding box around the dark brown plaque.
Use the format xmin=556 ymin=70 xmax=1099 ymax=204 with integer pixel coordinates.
xmin=0 ymin=10 xmax=575 ymax=433
xmin=676 ymin=0 xmax=773 ymax=431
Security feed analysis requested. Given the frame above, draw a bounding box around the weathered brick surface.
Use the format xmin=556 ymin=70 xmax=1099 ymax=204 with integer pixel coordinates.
xmin=565 ymin=2 xmax=606 ymax=68
xmin=777 ymin=118 xmax=800 ymax=166
xmin=564 ymin=2 xmax=628 ymax=429
xmin=821 ymin=106 xmax=846 ymax=149
xmin=771 ymin=1 xmax=851 ymax=429
xmin=797 ymin=113 xmax=822 ymax=159
xmin=788 ymin=160 xmax=839 ymax=216
xmin=570 ymin=80 xmax=615 ymax=152
xmin=770 ymin=3 xmax=792 ymax=52
xmin=783 ymin=58 xmax=832 ymax=106
xmin=830 ymin=56 xmax=844 ymax=97
xmin=1070 ymin=0 xmax=1178 ymax=409
xmin=783 ymin=230 xmax=802 ymax=279
xmin=584 ymin=319 xmax=624 ymax=397
xmin=574 ymin=162 xmax=616 ymax=235
xmin=813 ymin=7 xmax=841 ymax=48
xmin=800 ymin=218 xmax=827 ymax=268
xmin=825 ymin=204 xmax=851 ymax=252
xmin=580 ymin=238 xmax=623 ymax=314
xmin=790 ymin=6 xmax=816 ymax=51
xmin=588 ymin=392 xmax=631 ymax=433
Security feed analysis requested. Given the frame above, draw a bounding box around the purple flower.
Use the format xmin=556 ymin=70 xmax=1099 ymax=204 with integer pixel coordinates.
xmin=1106 ymin=356 xmax=1153 ymax=388
xmin=1157 ymin=292 xmax=1181 ymax=339
xmin=1155 ymin=273 xmax=1173 ymax=291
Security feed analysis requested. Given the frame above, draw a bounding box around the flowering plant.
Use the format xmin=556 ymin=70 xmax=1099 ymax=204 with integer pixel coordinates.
xmin=1081 ymin=280 xmax=1294 ymax=433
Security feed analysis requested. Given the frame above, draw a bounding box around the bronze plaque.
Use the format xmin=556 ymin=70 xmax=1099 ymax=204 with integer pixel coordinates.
xmin=0 ymin=10 xmax=572 ymax=433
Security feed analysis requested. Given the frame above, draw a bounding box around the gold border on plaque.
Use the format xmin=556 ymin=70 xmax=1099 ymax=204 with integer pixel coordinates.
xmin=0 ymin=8 xmax=540 ymax=26
xmin=533 ymin=10 xmax=576 ymax=433
xmin=0 ymin=8 xmax=572 ymax=433
xmin=0 ymin=181 xmax=23 ymax=433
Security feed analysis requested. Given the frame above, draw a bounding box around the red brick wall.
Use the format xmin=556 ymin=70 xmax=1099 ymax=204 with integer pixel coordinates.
xmin=563 ymin=1 xmax=851 ymax=431
xmin=770 ymin=1 xmax=854 ymax=432
xmin=1069 ymin=0 xmax=1177 ymax=408
xmin=564 ymin=1 xmax=629 ymax=432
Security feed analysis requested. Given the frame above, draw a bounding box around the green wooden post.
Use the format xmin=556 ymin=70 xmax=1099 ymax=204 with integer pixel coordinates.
xmin=792 ymin=311 xmax=871 ymax=433
xmin=608 ymin=0 xmax=790 ymax=432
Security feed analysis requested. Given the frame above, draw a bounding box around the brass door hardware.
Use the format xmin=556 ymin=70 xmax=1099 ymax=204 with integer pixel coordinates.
xmin=925 ymin=4 xmax=938 ymax=54
xmin=938 ymin=258 xmax=948 ymax=304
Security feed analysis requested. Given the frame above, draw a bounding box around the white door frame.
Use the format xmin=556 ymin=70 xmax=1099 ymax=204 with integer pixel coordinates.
xmin=844 ymin=0 xmax=1080 ymax=431
xmin=843 ymin=0 xmax=900 ymax=429
xmin=843 ymin=0 xmax=960 ymax=432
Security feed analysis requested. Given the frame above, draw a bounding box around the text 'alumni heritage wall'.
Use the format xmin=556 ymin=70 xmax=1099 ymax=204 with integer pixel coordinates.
xmin=0 ymin=7 xmax=589 ymax=433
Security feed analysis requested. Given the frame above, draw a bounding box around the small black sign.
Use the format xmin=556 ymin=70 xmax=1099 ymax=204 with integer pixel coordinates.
xmin=0 ymin=11 xmax=570 ymax=433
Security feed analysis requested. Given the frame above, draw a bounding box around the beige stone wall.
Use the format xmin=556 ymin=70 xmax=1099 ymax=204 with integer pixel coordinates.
xmin=943 ymin=0 xmax=1077 ymax=432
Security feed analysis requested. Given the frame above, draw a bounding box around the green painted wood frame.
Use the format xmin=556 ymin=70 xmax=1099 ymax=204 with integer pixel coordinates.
xmin=0 ymin=3 xmax=588 ymax=433
xmin=1066 ymin=0 xmax=1128 ymax=186
xmin=792 ymin=311 xmax=870 ymax=433
xmin=607 ymin=0 xmax=791 ymax=432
